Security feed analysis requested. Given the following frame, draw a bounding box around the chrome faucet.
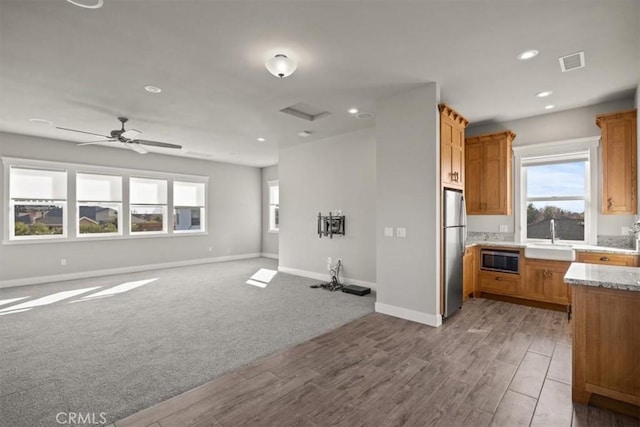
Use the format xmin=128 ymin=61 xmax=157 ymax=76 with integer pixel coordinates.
xmin=550 ymin=219 xmax=557 ymax=244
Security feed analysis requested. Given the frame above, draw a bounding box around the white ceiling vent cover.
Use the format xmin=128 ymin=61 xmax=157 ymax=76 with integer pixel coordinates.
xmin=559 ymin=51 xmax=585 ymax=72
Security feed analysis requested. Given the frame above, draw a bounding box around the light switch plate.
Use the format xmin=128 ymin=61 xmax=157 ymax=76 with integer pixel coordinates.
xmin=396 ymin=227 xmax=406 ymax=238
xmin=499 ymin=224 xmax=508 ymax=232
xmin=384 ymin=227 xmax=394 ymax=237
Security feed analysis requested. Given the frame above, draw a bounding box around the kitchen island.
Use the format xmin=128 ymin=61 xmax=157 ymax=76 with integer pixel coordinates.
xmin=564 ymin=263 xmax=640 ymax=417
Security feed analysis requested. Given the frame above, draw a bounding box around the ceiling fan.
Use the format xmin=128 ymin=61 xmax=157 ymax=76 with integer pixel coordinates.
xmin=56 ymin=117 xmax=182 ymax=154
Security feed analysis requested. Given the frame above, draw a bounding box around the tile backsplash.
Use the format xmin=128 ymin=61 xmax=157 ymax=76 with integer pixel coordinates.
xmin=596 ymin=235 xmax=635 ymax=250
xmin=467 ymin=232 xmax=515 ymax=243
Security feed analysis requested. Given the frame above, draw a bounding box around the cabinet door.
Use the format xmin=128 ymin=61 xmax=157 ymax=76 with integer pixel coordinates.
xmin=478 ymin=272 xmax=519 ymax=296
xmin=441 ymin=117 xmax=464 ymax=190
xmin=522 ymin=263 xmax=547 ymax=300
xmin=482 ymin=139 xmax=509 ymax=214
xmin=523 ymin=260 xmax=570 ymax=304
xmin=601 ymin=113 xmax=637 ymax=215
xmin=465 ymin=142 xmax=483 ymax=214
xmin=544 ymin=262 xmax=571 ymax=305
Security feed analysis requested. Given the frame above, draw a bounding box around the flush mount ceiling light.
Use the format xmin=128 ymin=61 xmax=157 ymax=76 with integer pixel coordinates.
xmin=257 ymin=137 xmax=267 ymax=142
xmin=536 ymin=90 xmax=553 ymax=98
xmin=348 ymin=108 xmax=359 ymax=114
xmin=265 ymin=54 xmax=297 ymax=78
xmin=66 ymin=0 xmax=103 ymax=9
xmin=545 ymin=104 xmax=555 ymax=110
xmin=29 ymin=118 xmax=53 ymax=125
xmin=517 ymin=49 xmax=539 ymax=60
xmin=144 ymin=85 xmax=162 ymax=94
xmin=298 ymin=130 xmax=311 ymax=137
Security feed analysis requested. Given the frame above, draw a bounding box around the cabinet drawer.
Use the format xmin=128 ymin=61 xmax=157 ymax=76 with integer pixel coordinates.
xmin=479 ymin=272 xmax=519 ymax=296
xmin=576 ymin=252 xmax=638 ymax=267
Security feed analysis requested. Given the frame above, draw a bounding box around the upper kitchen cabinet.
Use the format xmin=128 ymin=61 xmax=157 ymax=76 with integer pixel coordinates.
xmin=465 ymin=130 xmax=516 ymax=215
xmin=596 ymin=109 xmax=637 ymax=215
xmin=439 ymin=104 xmax=469 ymax=190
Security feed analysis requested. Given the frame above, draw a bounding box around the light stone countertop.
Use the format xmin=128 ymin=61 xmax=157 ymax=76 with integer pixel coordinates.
xmin=564 ymin=262 xmax=640 ymax=292
xmin=467 ymin=241 xmax=639 ymax=255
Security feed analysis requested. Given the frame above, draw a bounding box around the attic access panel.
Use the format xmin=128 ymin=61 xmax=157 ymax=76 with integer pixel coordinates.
xmin=280 ymin=102 xmax=331 ymax=121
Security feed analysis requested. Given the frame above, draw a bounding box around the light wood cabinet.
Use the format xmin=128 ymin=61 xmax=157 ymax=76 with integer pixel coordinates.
xmin=522 ymin=259 xmax=571 ymax=305
xmin=465 ymin=130 xmax=515 ymax=215
xmin=572 ymin=285 xmax=640 ymax=408
xmin=596 ymin=109 xmax=637 ymax=215
xmin=463 ymin=247 xmax=476 ymax=301
xmin=478 ymin=270 xmax=520 ymax=296
xmin=439 ymin=104 xmax=469 ymax=190
xmin=576 ymin=251 xmax=639 ymax=267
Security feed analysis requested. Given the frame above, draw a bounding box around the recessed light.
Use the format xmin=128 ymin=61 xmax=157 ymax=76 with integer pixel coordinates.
xmin=66 ymin=0 xmax=103 ymax=9
xmin=298 ymin=131 xmax=311 ymax=137
xmin=356 ymin=112 xmax=375 ymax=120
xmin=536 ymin=91 xmax=553 ymax=98
xmin=545 ymin=104 xmax=555 ymax=110
xmin=348 ymin=108 xmax=359 ymax=114
xmin=144 ymin=85 xmax=162 ymax=94
xmin=257 ymin=137 xmax=267 ymax=142
xmin=29 ymin=118 xmax=53 ymax=125
xmin=517 ymin=50 xmax=539 ymax=60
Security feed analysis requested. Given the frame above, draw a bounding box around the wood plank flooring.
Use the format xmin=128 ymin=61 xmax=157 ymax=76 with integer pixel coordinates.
xmin=116 ymin=298 xmax=638 ymax=427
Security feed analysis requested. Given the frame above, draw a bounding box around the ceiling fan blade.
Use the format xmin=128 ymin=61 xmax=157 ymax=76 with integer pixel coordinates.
xmin=126 ymin=142 xmax=149 ymax=154
xmin=56 ymin=127 xmax=111 ymax=139
xmin=77 ymin=139 xmax=116 ymax=146
xmin=121 ymin=129 xmax=141 ymax=140
xmin=135 ymin=139 xmax=182 ymax=149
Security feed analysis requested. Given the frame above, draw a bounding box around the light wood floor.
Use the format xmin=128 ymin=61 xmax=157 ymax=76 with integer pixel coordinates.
xmin=116 ymin=298 xmax=638 ymax=427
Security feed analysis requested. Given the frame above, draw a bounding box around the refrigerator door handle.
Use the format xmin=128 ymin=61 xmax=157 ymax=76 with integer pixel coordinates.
xmin=460 ymin=195 xmax=468 ymax=252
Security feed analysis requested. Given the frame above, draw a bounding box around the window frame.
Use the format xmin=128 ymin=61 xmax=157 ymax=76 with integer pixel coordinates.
xmin=513 ymin=137 xmax=599 ymax=245
xmin=173 ymin=180 xmax=206 ymax=234
xmin=76 ymin=172 xmax=123 ymax=238
xmin=129 ymin=176 xmax=169 ymax=235
xmin=7 ymin=165 xmax=68 ymax=241
xmin=267 ymin=180 xmax=279 ymax=233
xmin=3 ymin=157 xmax=208 ymax=244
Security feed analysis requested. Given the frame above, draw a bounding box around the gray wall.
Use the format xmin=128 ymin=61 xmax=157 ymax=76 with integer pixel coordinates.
xmin=466 ymin=97 xmax=636 ymax=238
xmin=278 ymin=128 xmax=376 ymax=284
xmin=375 ymin=83 xmax=442 ymax=325
xmin=261 ymin=165 xmax=279 ymax=256
xmin=0 ymin=132 xmax=261 ymax=283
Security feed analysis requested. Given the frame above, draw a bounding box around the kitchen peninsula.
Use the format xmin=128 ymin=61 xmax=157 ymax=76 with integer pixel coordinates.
xmin=564 ymin=263 xmax=640 ymax=417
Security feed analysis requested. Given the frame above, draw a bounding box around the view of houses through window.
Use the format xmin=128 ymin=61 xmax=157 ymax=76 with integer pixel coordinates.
xmin=6 ymin=161 xmax=207 ymax=241
xmin=268 ymin=181 xmax=279 ymax=232
xmin=524 ymin=160 xmax=587 ymax=242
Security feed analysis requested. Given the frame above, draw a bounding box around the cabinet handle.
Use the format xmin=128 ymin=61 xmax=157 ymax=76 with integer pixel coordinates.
xmin=607 ymin=198 xmax=614 ymax=209
xmin=600 ymin=257 xmax=610 ymax=262
xmin=495 ymin=277 xmax=503 ymax=281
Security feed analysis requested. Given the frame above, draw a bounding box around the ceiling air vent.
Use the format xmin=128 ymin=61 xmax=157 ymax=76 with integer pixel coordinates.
xmin=559 ymin=51 xmax=585 ymax=72
xmin=280 ymin=102 xmax=330 ymax=121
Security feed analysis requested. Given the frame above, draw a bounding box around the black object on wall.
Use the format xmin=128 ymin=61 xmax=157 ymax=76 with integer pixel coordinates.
xmin=317 ymin=212 xmax=345 ymax=238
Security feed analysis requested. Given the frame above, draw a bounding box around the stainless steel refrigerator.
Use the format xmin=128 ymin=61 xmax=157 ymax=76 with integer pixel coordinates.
xmin=443 ymin=189 xmax=467 ymax=319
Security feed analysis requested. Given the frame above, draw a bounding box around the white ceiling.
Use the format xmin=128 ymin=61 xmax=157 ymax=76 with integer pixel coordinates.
xmin=1 ymin=0 xmax=638 ymax=167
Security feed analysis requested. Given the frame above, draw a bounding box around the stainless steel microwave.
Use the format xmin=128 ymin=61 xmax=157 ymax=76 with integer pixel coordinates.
xmin=480 ymin=249 xmax=519 ymax=274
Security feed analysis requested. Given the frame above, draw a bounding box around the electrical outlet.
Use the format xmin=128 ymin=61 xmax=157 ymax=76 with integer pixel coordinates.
xmin=499 ymin=224 xmax=508 ymax=232
xmin=327 ymin=257 xmax=332 ymax=264
xmin=60 ymin=258 xmax=67 ymax=266
xmin=384 ymin=227 xmax=393 ymax=237
xmin=622 ymin=226 xmax=630 ymax=235
xmin=208 ymin=246 xmax=213 ymax=252
xmin=396 ymin=227 xmax=406 ymax=238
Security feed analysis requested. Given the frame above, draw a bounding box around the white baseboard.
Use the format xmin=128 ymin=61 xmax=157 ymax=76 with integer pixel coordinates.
xmin=277 ymin=266 xmax=376 ymax=290
xmin=260 ymin=252 xmax=279 ymax=259
xmin=0 ymin=253 xmax=262 ymax=289
xmin=375 ymin=302 xmax=442 ymax=327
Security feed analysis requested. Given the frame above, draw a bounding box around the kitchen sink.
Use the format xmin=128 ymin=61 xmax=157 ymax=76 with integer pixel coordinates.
xmin=524 ymin=243 xmax=576 ymax=261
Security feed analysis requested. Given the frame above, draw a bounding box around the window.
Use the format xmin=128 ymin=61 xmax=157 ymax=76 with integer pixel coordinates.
xmin=77 ymin=173 xmax=122 ymax=236
xmin=9 ymin=166 xmax=67 ymax=240
xmin=514 ymin=137 xmax=598 ymax=245
xmin=173 ymin=181 xmax=205 ymax=233
xmin=268 ymin=180 xmax=279 ymax=232
xmin=130 ymin=177 xmax=167 ymax=234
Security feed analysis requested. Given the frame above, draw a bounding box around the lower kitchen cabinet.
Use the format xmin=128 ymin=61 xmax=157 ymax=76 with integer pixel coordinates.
xmin=523 ymin=259 xmax=571 ymax=305
xmin=463 ymin=247 xmax=476 ymax=301
xmin=478 ymin=271 xmax=520 ymax=296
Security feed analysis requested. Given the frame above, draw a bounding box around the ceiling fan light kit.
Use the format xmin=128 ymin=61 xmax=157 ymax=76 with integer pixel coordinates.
xmin=265 ymin=54 xmax=297 ymax=78
xmin=56 ymin=116 xmax=182 ymax=154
